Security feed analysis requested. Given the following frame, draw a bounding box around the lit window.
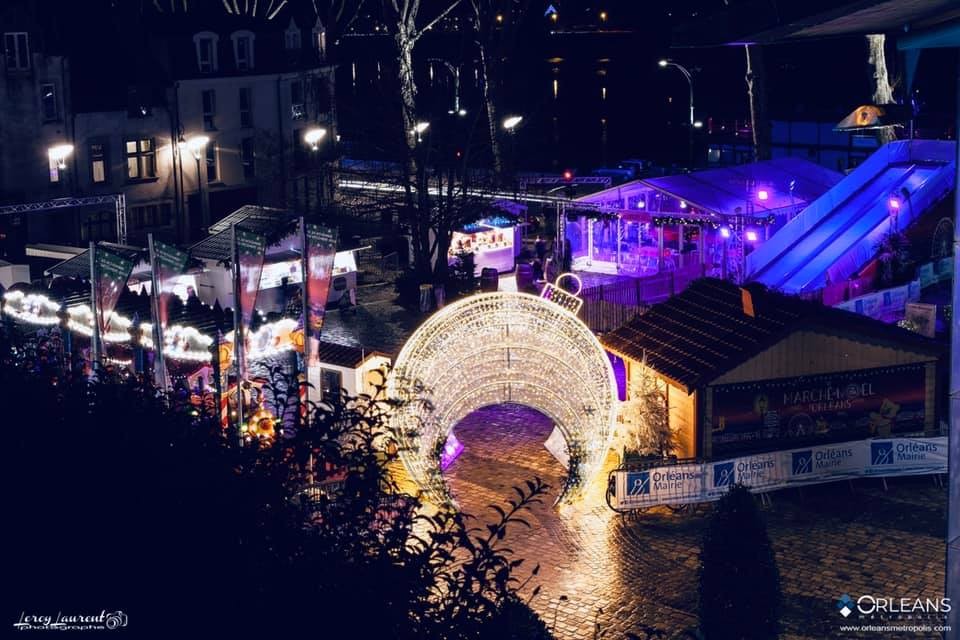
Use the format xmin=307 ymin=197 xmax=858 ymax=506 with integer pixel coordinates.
xmin=40 ymin=83 xmax=58 ymax=121
xmin=89 ymin=142 xmax=107 ymax=183
xmin=230 ymin=31 xmax=255 ymax=71
xmin=321 ymin=368 xmax=342 ymax=403
xmin=290 ymin=79 xmax=305 ymax=119
xmin=193 ymin=32 xmax=219 ymax=73
xmin=4 ymin=32 xmax=30 ymax=71
xmin=205 ymin=141 xmax=218 ymax=182
xmin=125 ymin=138 xmax=156 ymax=180
xmin=202 ymin=89 xmax=216 ymax=131
xmin=239 ymin=87 xmax=252 ymax=128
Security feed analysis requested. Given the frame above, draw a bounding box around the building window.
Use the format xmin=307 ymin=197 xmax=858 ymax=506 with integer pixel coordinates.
xmin=320 ymin=368 xmax=342 ymax=403
xmin=290 ymin=79 xmax=305 ymax=120
xmin=240 ymin=137 xmax=255 ymax=180
xmin=230 ymin=31 xmax=255 ymax=71
xmin=239 ymin=87 xmax=252 ymax=128
xmin=4 ymin=32 xmax=30 ymax=71
xmin=125 ymin=138 xmax=156 ymax=180
xmin=285 ymin=19 xmax=301 ymax=50
xmin=81 ymin=211 xmax=115 ymax=242
xmin=193 ymin=32 xmax=219 ymax=73
xmin=40 ymin=83 xmax=58 ymax=121
xmin=131 ymin=203 xmax=172 ymax=228
xmin=206 ymin=141 xmax=218 ymax=182
xmin=89 ymin=142 xmax=107 ymax=184
xmin=202 ymin=89 xmax=216 ymax=131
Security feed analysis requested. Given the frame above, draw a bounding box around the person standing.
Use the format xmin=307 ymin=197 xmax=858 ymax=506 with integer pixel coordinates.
xmin=535 ymin=236 xmax=547 ymax=264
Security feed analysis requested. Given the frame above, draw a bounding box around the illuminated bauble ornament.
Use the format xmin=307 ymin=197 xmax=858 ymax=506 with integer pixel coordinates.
xmin=388 ymin=292 xmax=618 ymax=507
xmin=248 ymin=408 xmax=276 ymax=440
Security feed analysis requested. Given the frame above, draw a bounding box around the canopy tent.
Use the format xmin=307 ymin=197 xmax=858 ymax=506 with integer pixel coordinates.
xmin=575 ymin=157 xmax=842 ymax=221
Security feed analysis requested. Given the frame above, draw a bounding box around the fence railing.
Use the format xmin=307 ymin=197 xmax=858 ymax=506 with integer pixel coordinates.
xmin=579 ymin=262 xmax=706 ymax=332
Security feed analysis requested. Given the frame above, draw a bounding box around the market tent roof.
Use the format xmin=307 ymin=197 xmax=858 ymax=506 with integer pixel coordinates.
xmin=315 ymin=340 xmax=390 ymax=369
xmin=44 ymin=243 xmax=145 ymax=278
xmin=600 ymin=278 xmax=942 ymax=393
xmin=576 ymin=157 xmax=842 ymax=219
xmin=191 ymin=205 xmax=302 ymax=261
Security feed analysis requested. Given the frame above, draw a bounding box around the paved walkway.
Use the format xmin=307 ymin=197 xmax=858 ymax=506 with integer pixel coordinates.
xmin=444 ymin=405 xmax=948 ymax=640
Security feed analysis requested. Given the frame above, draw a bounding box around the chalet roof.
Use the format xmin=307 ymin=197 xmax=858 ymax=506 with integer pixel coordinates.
xmin=600 ymin=278 xmax=942 ymax=392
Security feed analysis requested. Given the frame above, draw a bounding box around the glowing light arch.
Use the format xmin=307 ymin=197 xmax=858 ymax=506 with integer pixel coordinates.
xmin=388 ymin=292 xmax=618 ymax=506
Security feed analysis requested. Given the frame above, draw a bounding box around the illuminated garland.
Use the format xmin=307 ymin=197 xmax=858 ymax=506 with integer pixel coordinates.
xmin=66 ymin=305 xmax=95 ymax=337
xmin=2 ymin=290 xmax=61 ymax=326
xmin=388 ymin=292 xmax=619 ymax=507
xmin=102 ymin=312 xmax=132 ymax=343
xmin=163 ymin=325 xmax=214 ymax=363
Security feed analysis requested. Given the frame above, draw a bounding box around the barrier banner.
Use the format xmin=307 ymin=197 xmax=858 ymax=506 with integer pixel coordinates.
xmin=705 ymin=451 xmax=783 ymax=499
xmin=864 ymin=438 xmax=949 ymax=477
xmin=616 ymin=463 xmax=706 ymax=509
xmin=611 ymin=437 xmax=946 ymax=511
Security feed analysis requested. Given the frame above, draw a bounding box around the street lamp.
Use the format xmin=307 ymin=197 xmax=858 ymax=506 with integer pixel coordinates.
xmin=47 ymin=143 xmax=74 ymax=170
xmin=304 ymin=127 xmax=327 ymax=151
xmin=412 ymin=121 xmax=430 ymax=143
xmin=183 ymin=135 xmax=210 ymax=231
xmin=658 ymin=58 xmax=696 ymax=168
xmin=502 ymin=115 xmax=524 ymax=131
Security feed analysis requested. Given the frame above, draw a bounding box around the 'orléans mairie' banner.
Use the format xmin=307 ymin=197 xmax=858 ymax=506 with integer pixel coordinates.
xmin=611 ymin=437 xmax=947 ymax=511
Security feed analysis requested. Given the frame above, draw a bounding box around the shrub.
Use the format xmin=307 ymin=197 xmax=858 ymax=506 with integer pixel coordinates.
xmin=698 ymin=484 xmax=780 ymax=640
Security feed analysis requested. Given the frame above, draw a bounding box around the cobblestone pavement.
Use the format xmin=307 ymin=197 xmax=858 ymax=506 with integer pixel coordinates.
xmin=444 ymin=405 xmax=948 ymax=640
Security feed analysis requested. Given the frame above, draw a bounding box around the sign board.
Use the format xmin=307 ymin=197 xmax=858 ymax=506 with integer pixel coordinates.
xmin=710 ymin=364 xmax=927 ymax=457
xmin=610 ymin=436 xmax=946 ymax=511
xmin=904 ymin=302 xmax=937 ymax=338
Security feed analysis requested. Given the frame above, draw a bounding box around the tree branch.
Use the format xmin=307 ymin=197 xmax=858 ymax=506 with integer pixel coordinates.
xmin=412 ymin=0 xmax=462 ymax=43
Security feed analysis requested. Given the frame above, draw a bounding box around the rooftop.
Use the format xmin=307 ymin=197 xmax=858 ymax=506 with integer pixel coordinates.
xmin=600 ymin=278 xmax=942 ymax=392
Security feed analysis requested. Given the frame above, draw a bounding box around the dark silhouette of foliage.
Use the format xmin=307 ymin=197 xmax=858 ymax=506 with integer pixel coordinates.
xmin=698 ymin=484 xmax=780 ymax=640
xmin=3 ymin=326 xmax=551 ymax=638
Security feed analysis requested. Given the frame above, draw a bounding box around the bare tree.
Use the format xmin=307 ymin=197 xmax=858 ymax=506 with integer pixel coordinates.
xmin=744 ymin=44 xmax=770 ymax=162
xmin=470 ymin=0 xmax=533 ymax=178
xmin=382 ymin=0 xmax=464 ymax=280
xmin=867 ymin=33 xmax=898 ymax=145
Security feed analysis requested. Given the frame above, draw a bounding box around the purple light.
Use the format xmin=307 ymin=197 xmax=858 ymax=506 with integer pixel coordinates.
xmin=719 ymin=226 xmax=731 ymax=238
xmin=745 ymin=230 xmax=759 ymax=243
xmin=888 ymin=197 xmax=901 ymax=210
xmin=757 ymin=189 xmax=769 ymax=201
xmin=439 ymin=432 xmax=464 ymax=470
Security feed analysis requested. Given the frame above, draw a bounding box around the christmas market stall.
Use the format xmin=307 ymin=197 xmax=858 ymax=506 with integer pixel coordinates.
xmin=601 ymin=278 xmax=944 ymax=461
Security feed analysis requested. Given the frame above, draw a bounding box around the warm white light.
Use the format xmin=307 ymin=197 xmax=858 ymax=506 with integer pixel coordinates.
xmin=693 ymin=120 xmax=703 ymax=129
xmin=304 ymin=127 xmax=327 ymax=150
xmin=502 ymin=115 xmax=524 ymax=130
xmin=48 ymin=144 xmax=74 ymax=169
xmin=184 ymin=135 xmax=210 ymax=160
xmin=412 ymin=121 xmax=430 ymax=134
xmin=679 ymin=200 xmax=687 ymax=209
xmin=757 ymin=189 xmax=769 ymax=201
xmin=2 ymin=290 xmax=61 ymax=325
xmin=658 ymin=59 xmax=669 ymax=68
xmin=388 ymin=292 xmax=618 ymax=507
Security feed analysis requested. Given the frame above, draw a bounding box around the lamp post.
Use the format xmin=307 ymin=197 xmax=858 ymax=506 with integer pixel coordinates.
xmin=411 ymin=121 xmax=430 ymax=144
xmin=304 ymin=127 xmax=327 ymax=212
xmin=658 ymin=59 xmax=695 ymax=169
xmin=184 ymin=135 xmax=210 ymax=233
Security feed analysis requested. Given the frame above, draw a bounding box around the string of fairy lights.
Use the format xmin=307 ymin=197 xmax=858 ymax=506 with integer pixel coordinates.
xmin=2 ymin=289 xmax=298 ymax=365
